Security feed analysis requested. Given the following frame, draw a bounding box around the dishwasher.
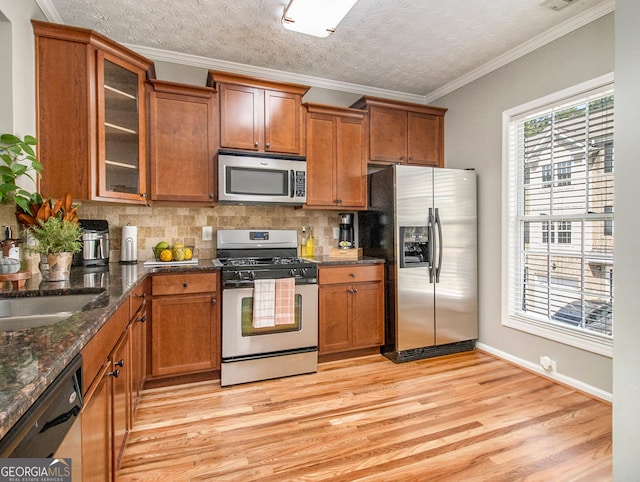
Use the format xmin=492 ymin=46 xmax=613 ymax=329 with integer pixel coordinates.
xmin=0 ymin=354 xmax=83 ymax=460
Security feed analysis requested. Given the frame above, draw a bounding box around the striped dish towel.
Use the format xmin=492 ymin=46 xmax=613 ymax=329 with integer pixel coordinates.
xmin=252 ymin=279 xmax=276 ymax=328
xmin=275 ymin=278 xmax=296 ymax=325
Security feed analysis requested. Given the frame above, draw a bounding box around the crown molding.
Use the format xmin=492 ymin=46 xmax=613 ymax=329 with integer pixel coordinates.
xmin=34 ymin=0 xmax=63 ymax=23
xmin=123 ymin=43 xmax=426 ymax=104
xmin=424 ymin=0 xmax=615 ymax=103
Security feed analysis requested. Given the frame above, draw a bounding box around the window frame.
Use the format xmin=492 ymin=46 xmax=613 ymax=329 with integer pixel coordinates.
xmin=501 ymin=73 xmax=614 ymax=358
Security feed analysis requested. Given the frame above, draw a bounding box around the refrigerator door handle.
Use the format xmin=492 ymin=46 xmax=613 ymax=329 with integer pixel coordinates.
xmin=428 ymin=208 xmax=435 ymax=283
xmin=435 ymin=207 xmax=443 ymax=283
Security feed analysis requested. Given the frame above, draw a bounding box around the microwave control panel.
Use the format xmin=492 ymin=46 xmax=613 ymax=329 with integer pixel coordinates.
xmin=295 ymin=171 xmax=306 ymax=197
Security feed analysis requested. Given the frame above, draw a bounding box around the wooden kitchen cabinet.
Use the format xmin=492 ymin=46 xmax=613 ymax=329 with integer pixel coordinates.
xmin=305 ymin=104 xmax=368 ymax=209
xmin=80 ymin=281 xmax=148 ymax=479
xmin=129 ymin=281 xmax=148 ymax=420
xmin=81 ymin=298 xmax=130 ymax=479
xmin=33 ymin=20 xmax=154 ymax=204
xmin=351 ymin=96 xmax=447 ymax=167
xmin=111 ymin=329 xmax=131 ymax=468
xmin=150 ymin=272 xmax=220 ymax=378
xmin=148 ymin=80 xmax=218 ymax=203
xmin=318 ymin=264 xmax=385 ymax=355
xmin=80 ymin=360 xmax=112 ymax=482
xmin=207 ymin=71 xmax=310 ymax=155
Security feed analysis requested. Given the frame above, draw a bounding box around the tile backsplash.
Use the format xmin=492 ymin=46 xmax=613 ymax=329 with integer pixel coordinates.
xmin=1 ymin=203 xmax=346 ymax=261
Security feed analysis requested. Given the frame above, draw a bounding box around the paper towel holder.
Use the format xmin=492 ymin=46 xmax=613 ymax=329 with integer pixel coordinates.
xmin=120 ymin=224 xmax=138 ymax=265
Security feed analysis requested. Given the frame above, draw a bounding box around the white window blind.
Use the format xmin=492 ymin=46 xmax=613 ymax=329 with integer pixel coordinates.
xmin=505 ymin=77 xmax=614 ymax=355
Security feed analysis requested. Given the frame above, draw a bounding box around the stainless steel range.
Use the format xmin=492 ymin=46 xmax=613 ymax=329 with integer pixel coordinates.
xmin=216 ymin=229 xmax=318 ymax=387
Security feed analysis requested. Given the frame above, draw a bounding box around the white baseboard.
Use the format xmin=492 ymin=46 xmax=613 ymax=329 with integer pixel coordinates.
xmin=475 ymin=342 xmax=612 ymax=403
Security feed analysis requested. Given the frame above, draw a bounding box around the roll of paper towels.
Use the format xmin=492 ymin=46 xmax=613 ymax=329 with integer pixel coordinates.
xmin=120 ymin=225 xmax=138 ymax=263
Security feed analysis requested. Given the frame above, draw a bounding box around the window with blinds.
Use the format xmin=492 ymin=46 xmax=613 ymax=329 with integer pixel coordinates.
xmin=504 ymin=76 xmax=614 ymax=355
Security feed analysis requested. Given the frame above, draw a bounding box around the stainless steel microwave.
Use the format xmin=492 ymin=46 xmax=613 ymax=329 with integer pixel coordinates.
xmin=218 ymin=152 xmax=307 ymax=205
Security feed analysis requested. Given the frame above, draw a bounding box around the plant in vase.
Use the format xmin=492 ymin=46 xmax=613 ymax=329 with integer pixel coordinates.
xmin=18 ymin=194 xmax=82 ymax=281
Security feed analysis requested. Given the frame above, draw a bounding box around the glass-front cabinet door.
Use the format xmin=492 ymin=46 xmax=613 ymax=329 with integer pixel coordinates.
xmin=97 ymin=51 xmax=147 ymax=203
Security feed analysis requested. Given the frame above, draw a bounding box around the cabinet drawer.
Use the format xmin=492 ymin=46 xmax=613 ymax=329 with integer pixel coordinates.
xmin=319 ymin=264 xmax=384 ymax=285
xmin=152 ymin=272 xmax=218 ymax=296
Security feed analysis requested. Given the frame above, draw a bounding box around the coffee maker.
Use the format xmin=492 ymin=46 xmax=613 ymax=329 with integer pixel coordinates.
xmin=75 ymin=219 xmax=110 ymax=267
xmin=338 ymin=213 xmax=354 ymax=249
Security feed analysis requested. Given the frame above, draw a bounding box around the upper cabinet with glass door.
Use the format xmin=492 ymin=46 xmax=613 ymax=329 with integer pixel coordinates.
xmin=98 ymin=53 xmax=148 ymax=201
xmin=33 ymin=21 xmax=154 ymax=204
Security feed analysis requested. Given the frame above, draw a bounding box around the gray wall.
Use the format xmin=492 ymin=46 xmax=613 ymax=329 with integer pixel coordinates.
xmin=431 ymin=13 xmax=615 ymax=394
xmin=612 ymin=0 xmax=640 ymax=477
xmin=0 ymin=0 xmax=44 ymax=136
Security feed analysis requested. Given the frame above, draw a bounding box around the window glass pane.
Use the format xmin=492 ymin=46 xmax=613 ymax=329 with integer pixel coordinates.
xmin=508 ymin=84 xmax=614 ymax=346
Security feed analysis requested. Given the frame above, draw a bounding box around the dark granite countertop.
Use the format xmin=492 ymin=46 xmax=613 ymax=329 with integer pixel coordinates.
xmin=305 ymin=256 xmax=385 ymax=266
xmin=0 ymin=259 xmax=220 ymax=440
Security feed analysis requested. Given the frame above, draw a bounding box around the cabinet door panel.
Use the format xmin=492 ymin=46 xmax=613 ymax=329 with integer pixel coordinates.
xmin=220 ymin=84 xmax=261 ymax=150
xmin=112 ymin=330 xmax=130 ymax=469
xmin=151 ymin=294 xmax=217 ymax=377
xmin=81 ymin=362 xmax=112 ymax=482
xmin=369 ymin=107 xmax=407 ymax=163
xmin=407 ymin=112 xmax=443 ymax=167
xmin=97 ymin=51 xmax=147 ymax=202
xmin=36 ymin=35 xmax=92 ymax=200
xmin=305 ymin=113 xmax=336 ymax=207
xmin=319 ymin=286 xmax=352 ymax=354
xmin=149 ymin=88 xmax=215 ymax=202
xmin=336 ymin=117 xmax=367 ymax=208
xmin=264 ymin=90 xmax=303 ymax=154
xmin=352 ymin=282 xmax=385 ymax=348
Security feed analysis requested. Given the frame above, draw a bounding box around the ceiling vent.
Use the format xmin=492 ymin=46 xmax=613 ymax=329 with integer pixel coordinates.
xmin=540 ymin=0 xmax=577 ymax=11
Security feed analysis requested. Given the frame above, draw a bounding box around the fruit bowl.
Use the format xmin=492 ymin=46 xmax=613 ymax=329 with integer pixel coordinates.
xmin=151 ymin=244 xmax=196 ymax=262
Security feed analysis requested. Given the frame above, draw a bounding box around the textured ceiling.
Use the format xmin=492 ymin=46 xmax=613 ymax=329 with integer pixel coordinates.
xmin=43 ymin=0 xmax=611 ymax=98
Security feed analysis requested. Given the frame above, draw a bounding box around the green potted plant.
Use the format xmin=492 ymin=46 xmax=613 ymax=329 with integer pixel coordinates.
xmin=18 ymin=194 xmax=82 ymax=281
xmin=0 ymin=134 xmax=43 ymax=213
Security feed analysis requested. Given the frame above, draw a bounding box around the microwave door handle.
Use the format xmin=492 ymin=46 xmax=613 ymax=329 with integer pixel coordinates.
xmin=290 ymin=170 xmax=295 ymax=198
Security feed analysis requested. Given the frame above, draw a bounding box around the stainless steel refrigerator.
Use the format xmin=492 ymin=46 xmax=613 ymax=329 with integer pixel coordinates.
xmin=359 ymin=164 xmax=478 ymax=362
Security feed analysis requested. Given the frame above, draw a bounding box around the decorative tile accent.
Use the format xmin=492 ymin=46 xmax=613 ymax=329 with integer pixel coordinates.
xmin=1 ymin=204 xmax=347 ymax=262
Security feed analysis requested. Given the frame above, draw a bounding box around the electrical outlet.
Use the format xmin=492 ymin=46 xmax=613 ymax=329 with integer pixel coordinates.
xmin=540 ymin=356 xmax=557 ymax=372
xmin=202 ymin=226 xmax=213 ymax=241
xmin=333 ymin=227 xmax=340 ymax=239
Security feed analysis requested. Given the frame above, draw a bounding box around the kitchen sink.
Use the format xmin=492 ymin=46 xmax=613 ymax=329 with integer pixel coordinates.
xmin=0 ymin=291 xmax=107 ymax=331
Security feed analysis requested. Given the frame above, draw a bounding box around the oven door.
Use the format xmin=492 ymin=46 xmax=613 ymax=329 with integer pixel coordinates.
xmin=222 ymin=283 xmax=318 ymax=359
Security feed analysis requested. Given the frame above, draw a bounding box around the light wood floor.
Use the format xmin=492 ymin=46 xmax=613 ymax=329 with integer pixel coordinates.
xmin=118 ymin=351 xmax=612 ymax=481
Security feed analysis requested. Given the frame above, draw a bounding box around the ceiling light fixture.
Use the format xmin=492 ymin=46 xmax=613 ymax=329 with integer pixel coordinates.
xmin=540 ymin=0 xmax=576 ymax=11
xmin=282 ymin=0 xmax=359 ymax=38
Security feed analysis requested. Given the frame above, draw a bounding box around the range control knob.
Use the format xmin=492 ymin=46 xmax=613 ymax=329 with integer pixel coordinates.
xmin=289 ymin=268 xmax=297 ymax=277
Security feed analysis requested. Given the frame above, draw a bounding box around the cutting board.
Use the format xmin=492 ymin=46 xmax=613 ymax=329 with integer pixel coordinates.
xmin=143 ymin=259 xmax=199 ymax=267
